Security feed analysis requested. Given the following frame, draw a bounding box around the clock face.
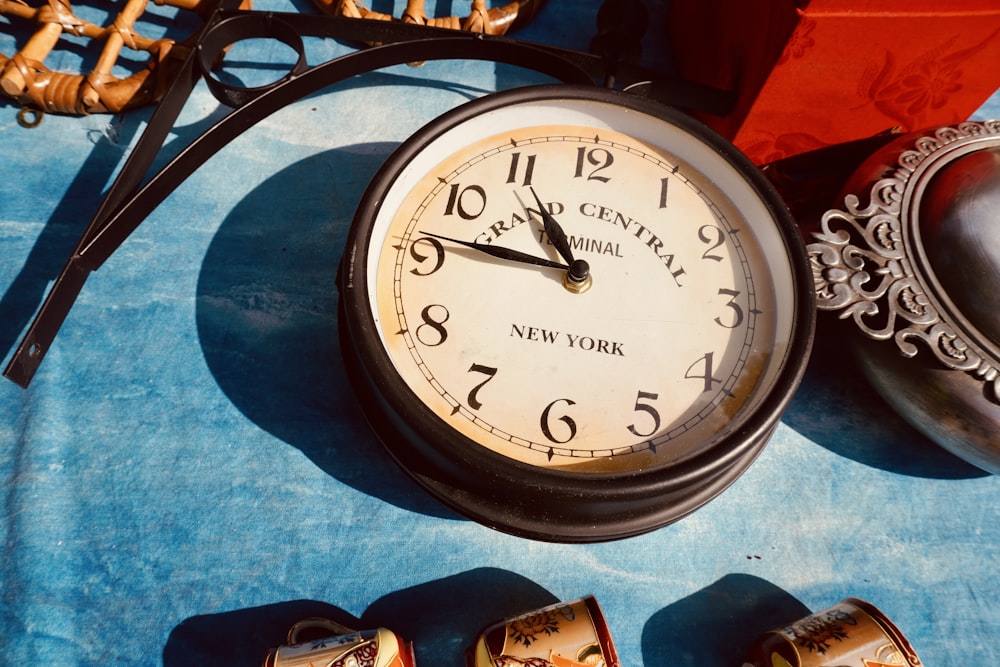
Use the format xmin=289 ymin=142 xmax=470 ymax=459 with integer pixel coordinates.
xmin=339 ymin=85 xmax=813 ymax=540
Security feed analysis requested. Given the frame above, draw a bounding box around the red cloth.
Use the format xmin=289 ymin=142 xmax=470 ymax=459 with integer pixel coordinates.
xmin=668 ymin=0 xmax=1000 ymax=164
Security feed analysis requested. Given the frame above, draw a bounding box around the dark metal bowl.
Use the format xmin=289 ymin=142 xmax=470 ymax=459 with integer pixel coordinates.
xmin=808 ymin=120 xmax=1000 ymax=474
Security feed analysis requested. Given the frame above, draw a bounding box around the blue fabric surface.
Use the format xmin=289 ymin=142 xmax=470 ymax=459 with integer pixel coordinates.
xmin=2 ymin=2 xmax=999 ymax=665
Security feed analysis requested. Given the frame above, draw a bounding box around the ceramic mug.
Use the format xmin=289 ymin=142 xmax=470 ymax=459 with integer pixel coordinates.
xmin=743 ymin=598 xmax=923 ymax=667
xmin=467 ymin=595 xmax=619 ymax=667
xmin=262 ymin=617 xmax=416 ymax=667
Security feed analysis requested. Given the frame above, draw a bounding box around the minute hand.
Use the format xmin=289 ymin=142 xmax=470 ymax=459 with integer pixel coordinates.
xmin=422 ymin=232 xmax=570 ymax=271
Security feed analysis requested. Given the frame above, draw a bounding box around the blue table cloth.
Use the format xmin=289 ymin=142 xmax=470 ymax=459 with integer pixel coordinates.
xmin=2 ymin=2 xmax=998 ymax=665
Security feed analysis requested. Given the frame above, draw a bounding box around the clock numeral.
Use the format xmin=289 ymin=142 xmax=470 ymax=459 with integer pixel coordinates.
xmin=685 ymin=352 xmax=721 ymax=393
xmin=659 ymin=177 xmax=669 ymax=209
xmin=409 ymin=236 xmax=445 ymax=276
xmin=444 ymin=183 xmax=487 ymax=220
xmin=627 ymin=391 xmax=661 ymax=438
xmin=573 ymin=146 xmax=613 ymax=183
xmin=506 ymin=151 xmax=536 ymax=186
xmin=540 ymin=398 xmax=577 ymax=444
xmin=466 ymin=363 xmax=497 ymax=410
xmin=714 ymin=288 xmax=745 ymax=329
xmin=415 ymin=304 xmax=449 ymax=347
xmin=698 ymin=224 xmax=726 ymax=262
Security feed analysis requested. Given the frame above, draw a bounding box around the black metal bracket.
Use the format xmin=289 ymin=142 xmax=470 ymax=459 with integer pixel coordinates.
xmin=3 ymin=1 xmax=733 ymax=388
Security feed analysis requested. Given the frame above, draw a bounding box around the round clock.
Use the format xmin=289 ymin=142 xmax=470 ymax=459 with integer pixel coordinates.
xmin=338 ymin=84 xmax=814 ymax=542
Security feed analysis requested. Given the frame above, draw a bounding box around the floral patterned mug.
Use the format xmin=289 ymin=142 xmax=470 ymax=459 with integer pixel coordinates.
xmin=467 ymin=596 xmax=619 ymax=667
xmin=262 ymin=617 xmax=416 ymax=667
xmin=743 ymin=598 xmax=923 ymax=667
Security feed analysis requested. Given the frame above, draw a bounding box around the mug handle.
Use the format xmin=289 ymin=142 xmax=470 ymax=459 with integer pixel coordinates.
xmin=287 ymin=617 xmax=357 ymax=644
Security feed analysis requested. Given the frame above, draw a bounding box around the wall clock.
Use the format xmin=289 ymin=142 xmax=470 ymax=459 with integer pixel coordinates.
xmin=338 ymin=84 xmax=815 ymax=542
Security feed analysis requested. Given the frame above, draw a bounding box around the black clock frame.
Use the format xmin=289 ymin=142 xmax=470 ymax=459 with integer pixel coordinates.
xmin=338 ymin=85 xmax=815 ymax=542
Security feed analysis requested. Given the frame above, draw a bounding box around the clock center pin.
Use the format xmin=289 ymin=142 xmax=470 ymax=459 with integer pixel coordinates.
xmin=564 ymin=258 xmax=592 ymax=293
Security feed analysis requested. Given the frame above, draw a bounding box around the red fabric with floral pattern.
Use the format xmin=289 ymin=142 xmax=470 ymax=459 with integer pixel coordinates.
xmin=667 ymin=0 xmax=1000 ymax=165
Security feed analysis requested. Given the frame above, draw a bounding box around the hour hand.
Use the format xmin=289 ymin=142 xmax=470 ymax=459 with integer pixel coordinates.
xmin=421 ymin=232 xmax=570 ymax=271
xmin=528 ymin=186 xmax=575 ymax=265
xmin=527 ymin=188 xmax=590 ymax=289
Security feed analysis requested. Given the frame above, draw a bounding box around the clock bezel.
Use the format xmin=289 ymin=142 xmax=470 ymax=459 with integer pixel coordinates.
xmin=338 ymin=84 xmax=815 ymax=542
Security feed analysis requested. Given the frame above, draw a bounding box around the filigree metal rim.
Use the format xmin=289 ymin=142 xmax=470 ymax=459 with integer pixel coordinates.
xmin=807 ymin=119 xmax=1000 ymax=399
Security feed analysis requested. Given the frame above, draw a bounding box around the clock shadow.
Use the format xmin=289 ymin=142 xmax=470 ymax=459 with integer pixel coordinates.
xmin=782 ymin=317 xmax=988 ymax=479
xmin=195 ymin=144 xmax=460 ymax=519
xmin=162 ymin=567 xmax=557 ymax=667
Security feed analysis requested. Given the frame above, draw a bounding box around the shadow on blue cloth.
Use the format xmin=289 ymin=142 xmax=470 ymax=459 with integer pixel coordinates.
xmin=162 ymin=569 xmax=808 ymax=667
xmin=0 ymin=114 xmax=143 ymax=369
xmin=195 ymin=144 xmax=460 ymax=519
xmin=163 ymin=567 xmax=558 ymax=667
xmin=641 ymin=573 xmax=810 ymax=667
xmin=782 ymin=318 xmax=988 ymax=480
xmin=0 ymin=98 xmax=230 ymax=375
